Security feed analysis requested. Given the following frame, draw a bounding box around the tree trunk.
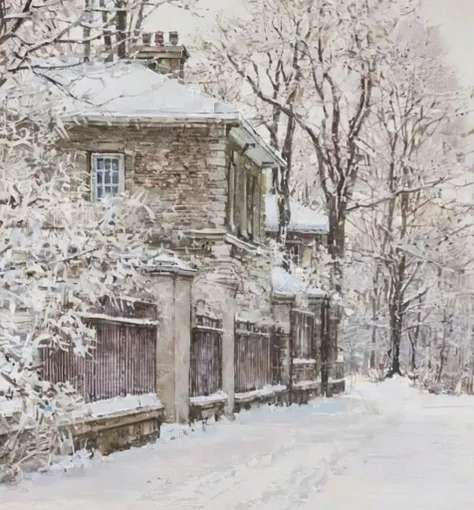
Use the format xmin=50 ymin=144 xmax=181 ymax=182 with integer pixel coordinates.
xmin=326 ymin=201 xmax=347 ymax=293
xmin=386 ymin=272 xmax=404 ymax=378
xmin=100 ymin=0 xmax=113 ymax=61
xmin=410 ymin=298 xmax=422 ymax=372
xmin=84 ymin=0 xmax=91 ymax=62
xmin=387 ymin=319 xmax=402 ymax=377
xmin=116 ymin=0 xmax=127 ymax=59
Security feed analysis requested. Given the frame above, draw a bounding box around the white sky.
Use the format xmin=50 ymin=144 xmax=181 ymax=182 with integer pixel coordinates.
xmin=150 ymin=0 xmax=474 ymax=87
xmin=424 ymin=0 xmax=474 ymax=87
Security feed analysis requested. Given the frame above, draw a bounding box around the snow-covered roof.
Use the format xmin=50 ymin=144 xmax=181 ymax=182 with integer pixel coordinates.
xmin=272 ymin=266 xmax=326 ymax=298
xmin=265 ymin=194 xmax=329 ymax=234
xmin=27 ymin=61 xmax=239 ymax=120
xmin=7 ymin=60 xmax=285 ymax=168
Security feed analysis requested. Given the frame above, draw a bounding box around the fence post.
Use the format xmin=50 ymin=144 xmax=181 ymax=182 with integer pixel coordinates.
xmin=271 ymin=294 xmax=295 ymax=405
xmin=222 ymin=291 xmax=236 ymax=419
xmin=289 ymin=309 xmax=296 ymax=405
xmin=321 ymin=298 xmax=330 ymax=397
xmin=150 ymin=269 xmax=194 ymax=423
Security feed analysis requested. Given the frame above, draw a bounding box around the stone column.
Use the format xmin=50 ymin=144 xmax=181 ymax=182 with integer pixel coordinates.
xmin=149 ymin=266 xmax=195 ymax=423
xmin=271 ymin=293 xmax=296 ymax=388
xmin=173 ymin=275 xmax=192 ymax=423
xmin=221 ymin=285 xmax=237 ymax=418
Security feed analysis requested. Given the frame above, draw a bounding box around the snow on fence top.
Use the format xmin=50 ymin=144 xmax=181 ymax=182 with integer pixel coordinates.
xmin=70 ymin=393 xmax=163 ymax=421
xmin=272 ymin=266 xmax=326 ymax=298
xmin=265 ymin=194 xmax=329 ymax=234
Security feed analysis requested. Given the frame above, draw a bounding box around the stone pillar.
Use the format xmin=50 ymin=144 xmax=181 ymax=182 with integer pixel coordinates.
xmin=309 ymin=295 xmax=330 ymax=396
xmin=221 ymin=285 xmax=237 ymax=418
xmin=173 ymin=275 xmax=192 ymax=422
xmin=271 ymin=293 xmax=295 ymax=388
xmin=150 ymin=266 xmax=195 ymax=423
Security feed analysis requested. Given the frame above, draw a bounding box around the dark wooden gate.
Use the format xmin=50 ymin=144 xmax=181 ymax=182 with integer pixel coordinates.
xmin=291 ymin=309 xmax=317 ymax=359
xmin=41 ymin=319 xmax=157 ymax=402
xmin=290 ymin=309 xmax=319 ymax=385
xmin=189 ymin=315 xmax=223 ymax=397
xmin=234 ymin=320 xmax=280 ymax=393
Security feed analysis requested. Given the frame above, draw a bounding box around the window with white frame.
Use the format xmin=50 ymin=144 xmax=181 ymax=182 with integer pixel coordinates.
xmin=91 ymin=154 xmax=124 ymax=200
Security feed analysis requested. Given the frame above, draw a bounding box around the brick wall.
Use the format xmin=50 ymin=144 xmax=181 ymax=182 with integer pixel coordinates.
xmin=61 ymin=121 xmax=274 ymax=321
xmin=62 ymin=122 xmax=229 ymax=232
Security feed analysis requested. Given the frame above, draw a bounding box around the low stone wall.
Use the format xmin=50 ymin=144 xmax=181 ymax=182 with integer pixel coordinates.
xmin=189 ymin=394 xmax=227 ymax=422
xmin=234 ymin=385 xmax=288 ymax=413
xmin=291 ymin=381 xmax=321 ymax=404
xmin=0 ymin=405 xmax=164 ymax=481
xmin=329 ymin=379 xmax=346 ymax=396
xmin=72 ymin=407 xmax=165 ymax=455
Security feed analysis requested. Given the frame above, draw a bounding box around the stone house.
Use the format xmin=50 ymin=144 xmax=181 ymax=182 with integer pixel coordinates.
xmin=3 ymin=33 xmax=343 ymax=439
xmin=13 ymin=33 xmax=289 ymax=420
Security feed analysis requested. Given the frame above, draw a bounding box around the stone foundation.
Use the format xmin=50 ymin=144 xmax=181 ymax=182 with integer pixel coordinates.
xmin=71 ymin=407 xmax=165 ymax=455
xmin=234 ymin=386 xmax=288 ymax=413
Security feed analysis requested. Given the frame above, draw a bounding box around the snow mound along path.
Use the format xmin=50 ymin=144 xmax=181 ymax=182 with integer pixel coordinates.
xmin=346 ymin=375 xmax=423 ymax=413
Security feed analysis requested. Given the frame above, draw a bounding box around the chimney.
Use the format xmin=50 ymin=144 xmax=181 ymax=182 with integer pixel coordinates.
xmin=134 ymin=31 xmax=190 ymax=80
xmin=169 ymin=31 xmax=179 ymax=45
xmin=155 ymin=31 xmax=164 ymax=45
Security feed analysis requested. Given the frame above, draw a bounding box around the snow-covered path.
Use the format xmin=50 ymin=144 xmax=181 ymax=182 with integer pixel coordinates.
xmin=2 ymin=378 xmax=474 ymax=509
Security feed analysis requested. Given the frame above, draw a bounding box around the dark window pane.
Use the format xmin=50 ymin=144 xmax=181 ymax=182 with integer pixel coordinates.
xmin=104 ymin=158 xmax=111 ymax=171
xmin=112 ymin=172 xmax=119 ymax=185
xmin=112 ymin=185 xmax=119 ymax=195
xmin=97 ymin=172 xmax=103 ymax=184
xmin=96 ymin=187 xmax=103 ymax=199
xmin=104 ymin=186 xmax=112 ymax=195
xmin=96 ymin=158 xmax=104 ymax=170
xmin=104 ymin=171 xmax=111 ymax=184
xmin=112 ymin=159 xmax=119 ymax=172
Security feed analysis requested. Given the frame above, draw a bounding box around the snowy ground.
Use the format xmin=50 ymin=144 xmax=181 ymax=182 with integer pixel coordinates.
xmin=2 ymin=377 xmax=474 ymax=509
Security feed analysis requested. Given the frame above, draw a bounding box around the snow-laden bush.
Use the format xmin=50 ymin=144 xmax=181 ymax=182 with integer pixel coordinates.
xmin=0 ymin=105 xmax=155 ymax=481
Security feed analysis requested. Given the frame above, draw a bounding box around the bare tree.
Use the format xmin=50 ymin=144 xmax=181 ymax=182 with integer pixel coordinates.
xmin=347 ymin=38 xmax=471 ymax=378
xmin=199 ymin=0 xmax=418 ymax=289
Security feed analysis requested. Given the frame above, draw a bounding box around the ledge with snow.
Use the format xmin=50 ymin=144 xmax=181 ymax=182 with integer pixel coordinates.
xmin=234 ymin=384 xmax=288 ymax=411
xmin=189 ymin=391 xmax=228 ymax=422
xmin=69 ymin=394 xmax=165 ymax=455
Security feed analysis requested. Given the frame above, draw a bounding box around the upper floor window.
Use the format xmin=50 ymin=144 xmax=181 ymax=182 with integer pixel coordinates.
xmin=92 ymin=153 xmax=124 ymax=200
xmin=228 ymin=149 xmax=261 ymax=242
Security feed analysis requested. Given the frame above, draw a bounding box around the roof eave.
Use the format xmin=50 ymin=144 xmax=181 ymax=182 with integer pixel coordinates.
xmin=266 ymin=226 xmax=330 ymax=235
xmin=63 ymin=113 xmax=241 ymax=127
xmin=238 ymin=115 xmax=286 ymax=168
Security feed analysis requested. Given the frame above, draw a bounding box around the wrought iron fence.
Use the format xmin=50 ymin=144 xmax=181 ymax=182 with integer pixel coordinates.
xmin=291 ymin=310 xmax=317 ymax=359
xmin=189 ymin=315 xmax=223 ymax=397
xmin=234 ymin=320 xmax=280 ymax=393
xmin=41 ymin=319 xmax=157 ymax=403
